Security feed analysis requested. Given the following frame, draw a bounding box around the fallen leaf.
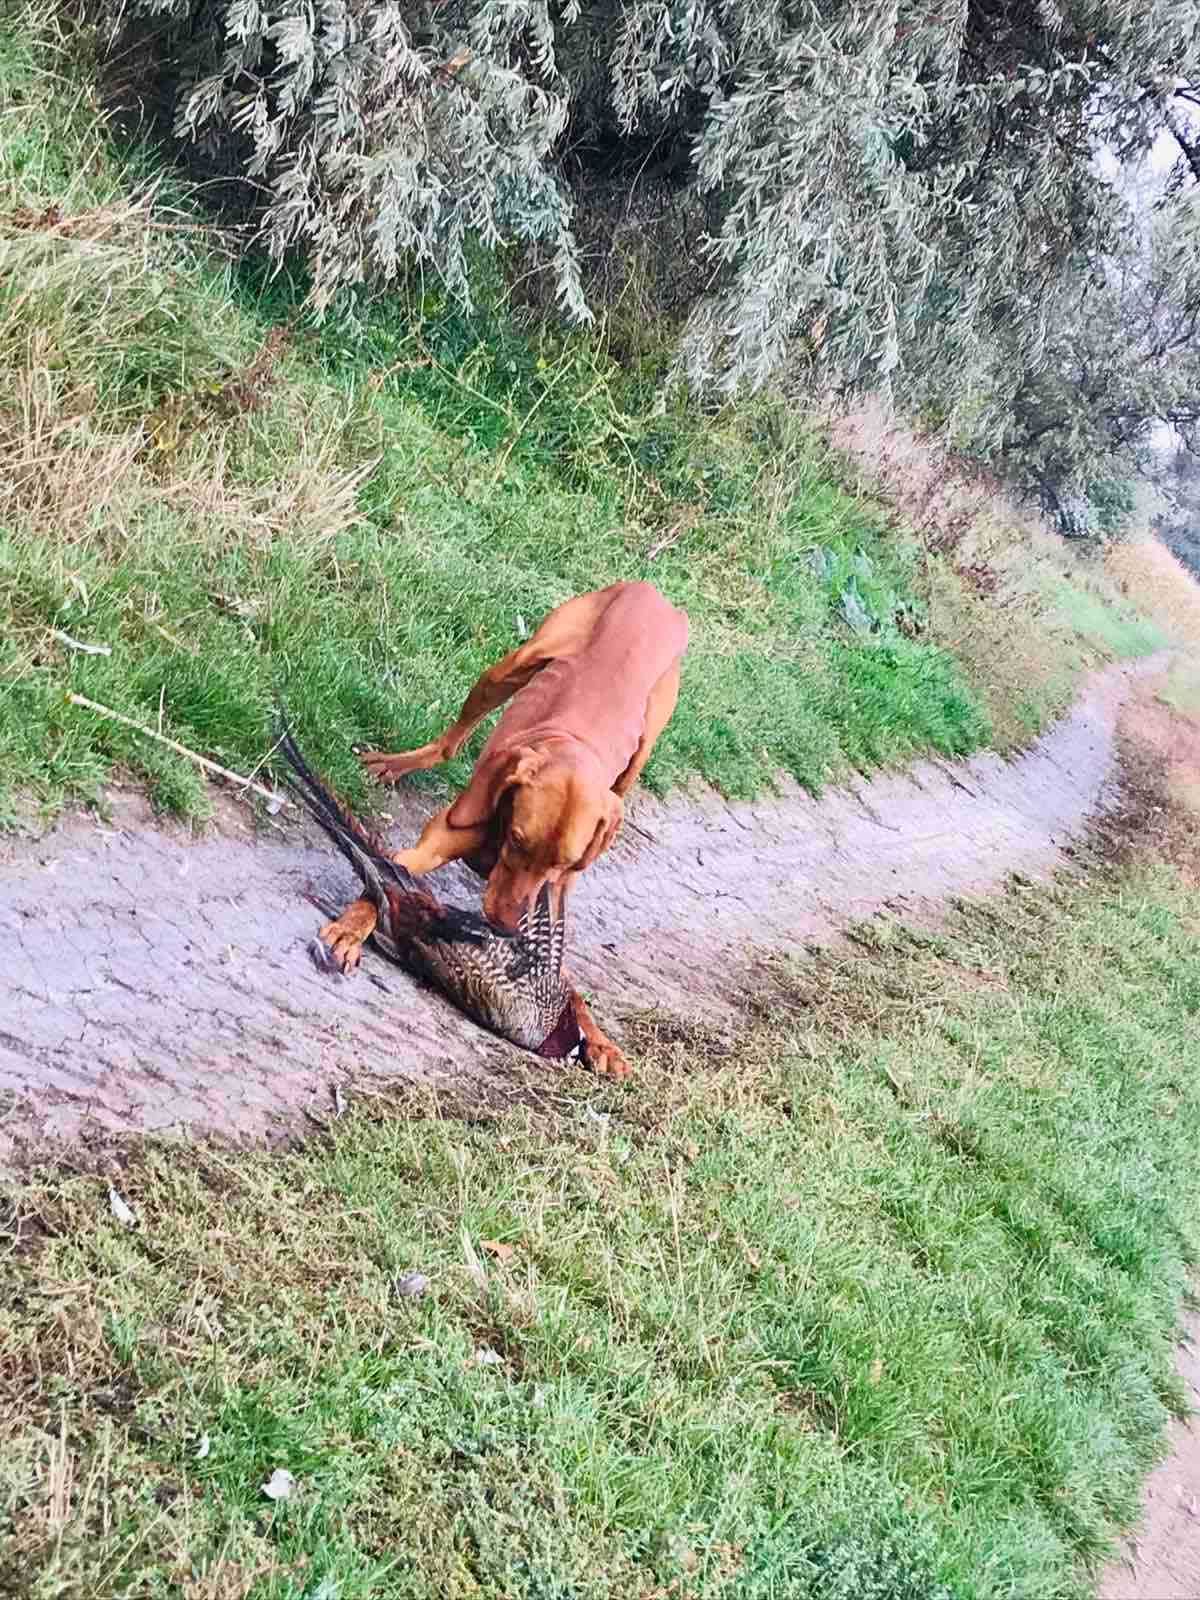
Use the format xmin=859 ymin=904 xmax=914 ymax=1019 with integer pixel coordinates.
xmin=261 ymin=1468 xmax=296 ymax=1501
xmin=868 ymin=1358 xmax=884 ymax=1385
xmin=108 ymin=1187 xmax=136 ymax=1227
xmin=480 ymin=1240 xmax=515 ymax=1263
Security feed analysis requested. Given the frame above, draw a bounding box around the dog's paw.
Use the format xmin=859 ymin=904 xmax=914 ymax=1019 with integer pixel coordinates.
xmin=586 ymin=1038 xmax=632 ymax=1080
xmin=358 ymin=739 xmax=451 ymax=785
xmin=316 ymin=919 xmax=365 ymax=974
xmin=357 ymin=751 xmax=408 ymax=785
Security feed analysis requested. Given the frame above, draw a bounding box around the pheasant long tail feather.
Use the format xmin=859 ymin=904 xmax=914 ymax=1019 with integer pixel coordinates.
xmin=276 ymin=722 xmax=387 ymax=890
xmin=275 ymin=719 xmax=487 ymax=946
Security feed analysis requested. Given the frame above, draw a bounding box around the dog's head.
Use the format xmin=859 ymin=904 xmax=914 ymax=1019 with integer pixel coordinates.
xmin=448 ymin=745 xmax=622 ymax=931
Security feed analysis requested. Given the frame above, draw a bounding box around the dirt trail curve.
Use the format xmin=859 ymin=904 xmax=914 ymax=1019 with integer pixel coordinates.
xmin=1099 ymin=1313 xmax=1200 ymax=1600
xmin=0 ymin=653 xmax=1165 ymax=1163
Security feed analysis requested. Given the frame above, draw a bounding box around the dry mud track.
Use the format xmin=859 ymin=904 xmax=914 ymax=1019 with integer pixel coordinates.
xmin=0 ymin=653 xmax=1166 ymax=1165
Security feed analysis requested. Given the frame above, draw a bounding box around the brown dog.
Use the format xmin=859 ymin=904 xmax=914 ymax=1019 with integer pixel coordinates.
xmin=320 ymin=581 xmax=689 ymax=1077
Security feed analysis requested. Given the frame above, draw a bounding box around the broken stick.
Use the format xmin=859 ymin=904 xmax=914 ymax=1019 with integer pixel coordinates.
xmin=66 ymin=691 xmax=288 ymax=809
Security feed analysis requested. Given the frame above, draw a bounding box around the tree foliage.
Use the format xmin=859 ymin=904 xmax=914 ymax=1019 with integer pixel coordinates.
xmin=1153 ymin=442 xmax=1200 ymax=577
xmin=104 ymin=0 xmax=1199 ymax=435
xmin=982 ymin=188 xmax=1200 ymax=534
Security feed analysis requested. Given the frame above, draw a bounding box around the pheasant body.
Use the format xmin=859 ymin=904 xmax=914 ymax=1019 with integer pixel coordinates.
xmin=278 ymin=727 xmax=584 ymax=1061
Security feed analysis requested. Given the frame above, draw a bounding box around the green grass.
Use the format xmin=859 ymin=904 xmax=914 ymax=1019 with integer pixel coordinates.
xmin=4 ymin=861 xmax=1199 ymax=1598
xmin=0 ymin=12 xmax=1165 ymax=828
xmin=1045 ymin=577 xmax=1167 ymax=663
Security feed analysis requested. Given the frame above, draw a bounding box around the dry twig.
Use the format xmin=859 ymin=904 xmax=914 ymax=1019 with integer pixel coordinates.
xmin=66 ymin=692 xmax=288 ymax=808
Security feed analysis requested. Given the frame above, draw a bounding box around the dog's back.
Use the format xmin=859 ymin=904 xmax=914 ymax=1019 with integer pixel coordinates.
xmin=479 ymin=582 xmax=688 ymax=775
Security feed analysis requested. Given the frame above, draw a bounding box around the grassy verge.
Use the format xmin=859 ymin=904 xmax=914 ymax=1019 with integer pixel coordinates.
xmin=3 ymin=855 xmax=1199 ymax=1599
xmin=828 ymin=403 xmax=1173 ymax=744
xmin=0 ymin=11 xmax=1168 ymax=829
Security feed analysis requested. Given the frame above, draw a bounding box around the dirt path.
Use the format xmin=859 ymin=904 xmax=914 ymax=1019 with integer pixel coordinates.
xmin=0 ymin=653 xmax=1164 ymax=1162
xmin=1098 ymin=1310 xmax=1200 ymax=1600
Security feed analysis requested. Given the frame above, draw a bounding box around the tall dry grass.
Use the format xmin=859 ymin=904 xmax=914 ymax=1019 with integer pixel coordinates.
xmin=0 ymin=196 xmax=375 ymax=563
xmin=1105 ymin=536 xmax=1200 ymax=653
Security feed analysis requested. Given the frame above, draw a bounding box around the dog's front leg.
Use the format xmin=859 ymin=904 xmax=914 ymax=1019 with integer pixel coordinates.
xmin=359 ymin=644 xmax=548 ymax=785
xmin=387 ymin=804 xmax=491 ymax=878
xmin=317 ymin=896 xmax=379 ymax=974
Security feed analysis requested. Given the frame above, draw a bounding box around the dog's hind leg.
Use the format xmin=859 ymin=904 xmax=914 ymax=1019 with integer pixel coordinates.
xmin=613 ymin=662 xmax=682 ymax=797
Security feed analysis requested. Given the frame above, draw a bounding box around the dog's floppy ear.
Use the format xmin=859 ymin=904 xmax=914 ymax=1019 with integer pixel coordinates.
xmin=577 ymin=791 xmax=623 ymax=871
xmin=448 ymin=746 xmax=547 ymax=830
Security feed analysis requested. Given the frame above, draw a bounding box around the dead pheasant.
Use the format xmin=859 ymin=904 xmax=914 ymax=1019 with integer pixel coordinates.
xmin=277 ymin=725 xmax=587 ymax=1063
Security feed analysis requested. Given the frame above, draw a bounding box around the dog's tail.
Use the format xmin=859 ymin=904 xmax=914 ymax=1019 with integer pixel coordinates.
xmin=274 ymin=718 xmax=487 ymax=945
